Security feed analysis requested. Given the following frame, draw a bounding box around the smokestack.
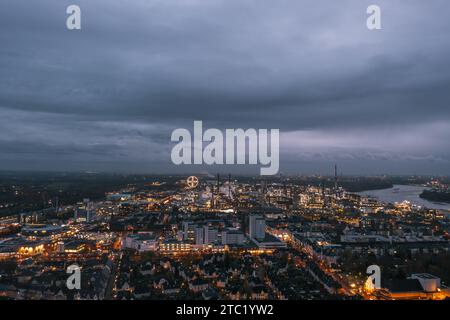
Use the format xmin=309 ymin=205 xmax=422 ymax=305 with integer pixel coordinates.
xmin=228 ymin=174 xmax=231 ymax=199
xmin=55 ymin=196 xmax=59 ymax=216
xmin=211 ymin=183 xmax=214 ymax=209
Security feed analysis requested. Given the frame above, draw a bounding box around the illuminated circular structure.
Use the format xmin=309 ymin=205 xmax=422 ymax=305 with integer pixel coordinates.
xmin=186 ymin=176 xmax=199 ymax=189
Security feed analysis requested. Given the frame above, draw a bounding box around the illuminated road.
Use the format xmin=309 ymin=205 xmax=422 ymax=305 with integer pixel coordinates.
xmin=268 ymin=229 xmax=362 ymax=298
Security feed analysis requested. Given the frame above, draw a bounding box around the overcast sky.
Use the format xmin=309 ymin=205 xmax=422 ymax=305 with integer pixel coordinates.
xmin=1 ymin=0 xmax=450 ymax=175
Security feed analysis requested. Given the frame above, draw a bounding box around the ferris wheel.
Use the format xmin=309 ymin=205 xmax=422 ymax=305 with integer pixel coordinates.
xmin=186 ymin=176 xmax=199 ymax=189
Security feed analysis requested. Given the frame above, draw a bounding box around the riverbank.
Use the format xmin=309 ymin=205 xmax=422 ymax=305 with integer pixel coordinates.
xmin=357 ymin=185 xmax=450 ymax=211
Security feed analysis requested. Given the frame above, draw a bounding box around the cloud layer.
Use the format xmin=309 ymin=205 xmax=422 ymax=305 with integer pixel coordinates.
xmin=1 ymin=0 xmax=450 ymax=174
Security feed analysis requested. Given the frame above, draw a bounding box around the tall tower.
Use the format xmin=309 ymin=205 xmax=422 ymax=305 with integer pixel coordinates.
xmin=260 ymin=180 xmax=266 ymax=208
xmin=211 ymin=184 xmax=214 ymax=209
xmin=217 ymin=174 xmax=220 ymax=193
xmin=249 ymin=214 xmax=265 ymax=240
xmin=215 ymin=173 xmax=220 ymax=208
xmin=322 ymin=179 xmax=327 ymax=208
xmin=54 ymin=196 xmax=59 ymax=216
xmin=334 ymin=164 xmax=338 ymax=190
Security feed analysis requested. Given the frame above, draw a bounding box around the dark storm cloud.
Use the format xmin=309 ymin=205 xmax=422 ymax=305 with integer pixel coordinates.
xmin=1 ymin=0 xmax=450 ymax=174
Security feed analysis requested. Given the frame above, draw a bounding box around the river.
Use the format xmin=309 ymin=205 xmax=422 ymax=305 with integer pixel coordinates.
xmin=357 ymin=184 xmax=450 ymax=211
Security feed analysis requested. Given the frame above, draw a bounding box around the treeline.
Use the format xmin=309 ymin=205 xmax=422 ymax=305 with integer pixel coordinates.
xmin=420 ymin=190 xmax=450 ymax=204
